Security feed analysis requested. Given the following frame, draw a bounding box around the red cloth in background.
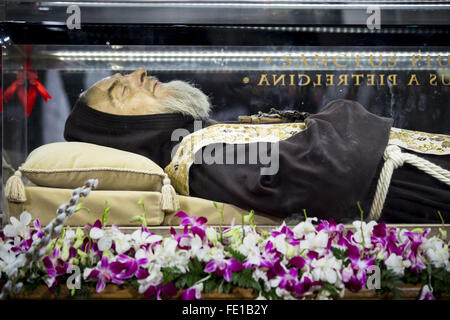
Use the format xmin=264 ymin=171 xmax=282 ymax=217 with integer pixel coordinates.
xmin=2 ymin=50 xmax=52 ymax=117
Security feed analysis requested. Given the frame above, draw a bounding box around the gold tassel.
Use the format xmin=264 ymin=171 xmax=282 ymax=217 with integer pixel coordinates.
xmin=5 ymin=170 xmax=26 ymax=203
xmin=160 ymin=174 xmax=180 ymax=212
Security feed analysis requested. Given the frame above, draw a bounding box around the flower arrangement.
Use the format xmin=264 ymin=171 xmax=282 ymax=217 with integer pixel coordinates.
xmin=0 ymin=180 xmax=449 ymax=300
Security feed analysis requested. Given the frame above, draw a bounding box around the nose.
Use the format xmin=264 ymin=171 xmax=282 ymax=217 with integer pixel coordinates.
xmin=127 ymin=68 xmax=147 ymax=84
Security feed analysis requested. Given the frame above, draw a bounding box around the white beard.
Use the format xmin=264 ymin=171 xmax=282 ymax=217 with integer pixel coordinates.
xmin=159 ymin=80 xmax=211 ymax=119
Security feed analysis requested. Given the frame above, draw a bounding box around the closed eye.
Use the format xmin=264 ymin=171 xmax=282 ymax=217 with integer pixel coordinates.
xmin=108 ymin=80 xmax=119 ymax=100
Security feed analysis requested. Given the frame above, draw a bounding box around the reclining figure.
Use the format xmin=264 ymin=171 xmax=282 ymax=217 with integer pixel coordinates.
xmin=64 ymin=69 xmax=450 ymax=223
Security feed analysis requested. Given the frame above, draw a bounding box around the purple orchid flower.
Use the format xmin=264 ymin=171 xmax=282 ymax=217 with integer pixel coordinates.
xmin=318 ymin=218 xmax=346 ymax=250
xmin=385 ymin=228 xmax=406 ymax=256
xmin=341 ymin=244 xmax=375 ymax=291
xmin=295 ymin=276 xmax=322 ymax=297
xmin=180 ymin=283 xmax=203 ymax=300
xmin=272 ymin=261 xmax=300 ymax=292
xmin=80 ymin=237 xmax=101 ymax=256
xmin=11 ymin=239 xmax=32 ymax=254
xmin=242 ymin=240 xmax=279 ymax=269
xmin=402 ymin=229 xmax=430 ymax=272
xmin=10 ymin=219 xmax=45 ymax=254
xmin=204 ymin=258 xmax=243 ymax=282
xmin=306 ymin=250 xmax=319 ymax=261
xmin=404 ymin=229 xmax=430 ymax=253
xmin=289 ymin=256 xmax=306 ymax=270
xmin=170 ymin=226 xmax=193 ymax=249
xmin=372 ymin=222 xmax=387 ymax=238
xmin=342 ymin=273 xmax=366 ymax=292
xmin=136 ymin=268 xmax=149 ymax=280
xmin=28 ymin=220 xmax=45 ymax=249
xmin=143 ymin=281 xmax=177 ymax=300
xmin=85 ymin=256 xmax=124 ymax=292
xmin=69 ymin=247 xmax=77 ymax=260
xmin=135 ymin=226 xmax=162 ymax=251
xmin=339 ymin=230 xmax=355 ymax=248
xmin=419 ymin=285 xmax=436 ymax=300
xmin=109 ymin=254 xmax=148 ymax=280
xmin=92 ymin=219 xmax=102 ymax=229
xmin=347 ymin=244 xmax=375 ymax=269
xmin=42 ymin=247 xmax=70 ymax=293
xmin=271 ymin=225 xmax=300 ymax=246
xmin=258 ymin=241 xmax=281 ymax=269
xmin=317 ymin=218 xmax=345 ymax=235
xmin=175 ymin=212 xmax=207 ymax=240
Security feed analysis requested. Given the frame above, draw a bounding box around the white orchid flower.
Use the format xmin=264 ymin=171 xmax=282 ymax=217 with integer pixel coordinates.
xmin=385 ymin=253 xmax=411 ymax=276
xmin=138 ymin=238 xmax=190 ymax=274
xmin=112 ymin=231 xmax=132 ymax=254
xmin=311 ymin=255 xmax=342 ymax=285
xmin=252 ymin=268 xmax=271 ymax=291
xmin=421 ymin=237 xmax=449 ymax=270
xmin=60 ymin=229 xmax=77 ymax=261
xmin=3 ymin=211 xmax=32 ymax=239
xmin=205 ymin=227 xmax=218 ymax=246
xmin=237 ymin=233 xmax=264 ymax=266
xmin=189 ymin=235 xmax=210 ymax=262
xmin=90 ymin=227 xmax=111 ymax=252
xmin=0 ymin=247 xmax=26 ymax=278
xmin=271 ymin=234 xmax=288 ymax=255
xmin=275 ymin=287 xmax=296 ymax=300
xmin=292 ymin=218 xmax=318 ymax=239
xmin=352 ymin=221 xmax=377 ymax=248
xmin=131 ymin=229 xmax=162 ymax=249
xmin=90 ymin=227 xmax=131 ymax=254
xmin=299 ymin=231 xmax=329 ymax=256
xmin=238 ymin=233 xmax=260 ymax=256
xmin=138 ymin=268 xmax=164 ymax=294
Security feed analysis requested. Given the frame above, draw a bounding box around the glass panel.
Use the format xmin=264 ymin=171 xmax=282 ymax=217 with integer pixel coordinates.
xmin=2 ymin=43 xmax=449 ymax=224
xmin=3 ymin=45 xmax=449 ymax=143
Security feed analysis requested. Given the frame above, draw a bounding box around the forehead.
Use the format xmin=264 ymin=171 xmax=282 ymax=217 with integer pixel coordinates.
xmin=92 ymin=73 xmax=122 ymax=91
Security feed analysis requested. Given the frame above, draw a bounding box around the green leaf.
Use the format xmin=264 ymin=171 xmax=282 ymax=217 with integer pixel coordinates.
xmin=217 ymin=280 xmax=224 ymax=294
xmin=330 ymin=247 xmax=347 ymax=260
xmin=163 ymin=258 xmax=209 ymax=290
xmin=222 ymin=281 xmax=232 ymax=294
xmin=322 ymin=282 xmax=340 ymax=297
xmin=130 ymin=215 xmax=145 ymax=225
xmin=182 ymin=273 xmax=204 ymax=288
xmin=189 ymin=257 xmax=205 ymax=274
xmin=430 ymin=267 xmax=450 ymax=296
xmin=161 ymin=266 xmax=183 ymax=285
xmin=376 ymin=266 xmax=404 ymax=300
xmin=263 ymin=288 xmax=282 ymax=300
xmin=230 ymin=268 xmax=261 ymax=292
xmin=204 ymin=278 xmax=218 ymax=293
xmin=225 ymin=246 xmax=246 ymax=263
xmin=102 ymin=201 xmax=110 ymax=226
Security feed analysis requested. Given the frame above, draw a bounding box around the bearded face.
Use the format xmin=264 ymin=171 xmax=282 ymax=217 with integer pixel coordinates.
xmin=83 ymin=68 xmax=211 ymax=119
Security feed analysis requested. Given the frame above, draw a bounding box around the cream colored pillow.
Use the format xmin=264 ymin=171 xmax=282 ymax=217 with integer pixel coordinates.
xmin=20 ymin=142 xmax=165 ymax=191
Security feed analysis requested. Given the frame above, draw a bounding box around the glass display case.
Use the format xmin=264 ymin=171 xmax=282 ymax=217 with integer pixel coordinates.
xmin=2 ymin=0 xmax=450 ymax=303
xmin=1 ymin=1 xmax=450 ymax=227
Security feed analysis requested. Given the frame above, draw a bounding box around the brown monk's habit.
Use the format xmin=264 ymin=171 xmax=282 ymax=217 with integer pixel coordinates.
xmin=64 ymin=99 xmax=450 ymax=223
